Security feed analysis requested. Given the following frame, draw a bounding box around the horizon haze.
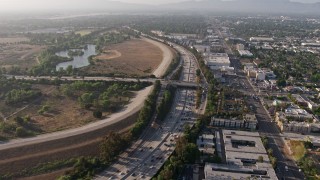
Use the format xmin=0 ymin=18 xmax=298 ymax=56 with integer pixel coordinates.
xmin=1 ymin=0 xmax=320 ymax=14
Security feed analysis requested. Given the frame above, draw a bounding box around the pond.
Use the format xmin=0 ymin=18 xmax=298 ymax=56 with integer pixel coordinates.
xmin=56 ymin=44 xmax=97 ymax=70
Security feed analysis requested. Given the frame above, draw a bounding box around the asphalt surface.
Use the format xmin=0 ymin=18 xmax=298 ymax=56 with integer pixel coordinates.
xmin=225 ymin=74 xmax=305 ymax=180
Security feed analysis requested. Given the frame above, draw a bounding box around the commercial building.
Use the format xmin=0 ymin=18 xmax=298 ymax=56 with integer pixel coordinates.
xmin=197 ymin=134 xmax=215 ymax=156
xmin=238 ymin=50 xmax=254 ymax=57
xmin=249 ymin=37 xmax=274 ymax=42
xmin=205 ymin=53 xmax=230 ymax=70
xmin=299 ymin=95 xmax=319 ymax=111
xmin=301 ymin=43 xmax=320 ymax=47
xmin=256 ymin=70 xmax=266 ymax=81
xmin=194 ymin=45 xmax=211 ymax=53
xmin=204 ymin=130 xmax=277 ymax=180
xmin=275 ymin=106 xmax=319 ymax=134
xmin=210 ymin=114 xmax=257 ymax=131
xmin=245 ymin=67 xmax=276 ymax=81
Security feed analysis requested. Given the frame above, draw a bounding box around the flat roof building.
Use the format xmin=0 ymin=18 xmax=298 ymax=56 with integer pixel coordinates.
xmin=197 ymin=134 xmax=215 ymax=156
xmin=250 ymin=37 xmax=274 ymax=42
xmin=238 ymin=50 xmax=253 ymax=57
xmin=203 ymin=130 xmax=277 ymax=180
xmin=205 ymin=53 xmax=230 ymax=70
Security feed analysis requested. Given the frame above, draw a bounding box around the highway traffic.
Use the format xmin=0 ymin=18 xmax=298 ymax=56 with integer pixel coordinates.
xmin=96 ymin=41 xmax=205 ymax=180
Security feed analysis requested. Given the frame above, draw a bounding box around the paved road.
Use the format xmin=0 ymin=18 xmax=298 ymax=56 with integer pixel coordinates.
xmin=232 ymin=74 xmax=305 ymax=180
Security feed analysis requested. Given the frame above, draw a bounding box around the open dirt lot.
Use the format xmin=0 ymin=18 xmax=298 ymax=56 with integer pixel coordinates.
xmin=0 ymin=43 xmax=45 ymax=71
xmin=95 ymin=50 xmax=122 ymax=60
xmin=82 ymin=38 xmax=174 ymax=77
xmin=0 ymin=37 xmax=29 ymax=44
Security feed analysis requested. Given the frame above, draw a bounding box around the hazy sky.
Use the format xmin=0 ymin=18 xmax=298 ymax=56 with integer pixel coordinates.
xmin=1 ymin=0 xmax=320 ymax=11
xmin=117 ymin=0 xmax=320 ymax=4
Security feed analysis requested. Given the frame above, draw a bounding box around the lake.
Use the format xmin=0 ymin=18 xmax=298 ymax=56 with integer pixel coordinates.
xmin=56 ymin=44 xmax=96 ymax=70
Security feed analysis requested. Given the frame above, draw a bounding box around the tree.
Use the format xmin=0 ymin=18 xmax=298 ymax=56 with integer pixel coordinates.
xmin=196 ymin=69 xmax=201 ymax=76
xmin=78 ymin=93 xmax=94 ymax=109
xmin=93 ymin=111 xmax=102 ymax=119
xmin=277 ymin=78 xmax=287 ymax=87
xmin=16 ymin=127 xmax=29 ymax=137
xmin=267 ymin=148 xmax=273 ymax=155
xmin=14 ymin=116 xmax=24 ymax=125
xmin=66 ymin=65 xmax=73 ymax=75
xmin=183 ymin=143 xmax=200 ymax=163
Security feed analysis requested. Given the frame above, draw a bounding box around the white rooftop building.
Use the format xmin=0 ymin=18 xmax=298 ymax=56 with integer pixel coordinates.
xmin=238 ymin=50 xmax=254 ymax=57
xmin=205 ymin=53 xmax=230 ymax=70
xmin=250 ymin=37 xmax=274 ymax=42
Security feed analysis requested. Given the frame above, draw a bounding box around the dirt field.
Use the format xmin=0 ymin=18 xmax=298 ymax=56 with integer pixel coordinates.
xmin=95 ymin=50 xmax=122 ymax=60
xmin=82 ymin=39 xmax=164 ymax=76
xmin=0 ymin=43 xmax=45 ymax=71
xmin=0 ymin=37 xmax=29 ymax=44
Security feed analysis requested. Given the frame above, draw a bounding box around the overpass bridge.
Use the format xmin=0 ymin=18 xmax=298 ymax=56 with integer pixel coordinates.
xmin=165 ymin=80 xmax=201 ymax=89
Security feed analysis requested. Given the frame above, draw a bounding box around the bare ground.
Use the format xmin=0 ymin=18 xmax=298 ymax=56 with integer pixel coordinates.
xmin=82 ymin=38 xmax=171 ymax=76
xmin=0 ymin=43 xmax=45 ymax=71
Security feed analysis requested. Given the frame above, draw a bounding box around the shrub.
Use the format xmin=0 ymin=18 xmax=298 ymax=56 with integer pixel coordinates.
xmin=15 ymin=127 xmax=29 ymax=137
xmin=93 ymin=111 xmax=103 ymax=119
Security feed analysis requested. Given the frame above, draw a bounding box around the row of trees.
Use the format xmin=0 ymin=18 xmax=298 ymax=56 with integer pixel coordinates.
xmin=131 ymin=80 xmax=161 ymax=138
xmin=190 ymin=47 xmax=219 ymax=116
xmin=261 ymin=136 xmax=277 ymax=168
xmin=153 ymin=118 xmax=206 ymax=180
xmin=157 ymin=87 xmax=175 ymax=121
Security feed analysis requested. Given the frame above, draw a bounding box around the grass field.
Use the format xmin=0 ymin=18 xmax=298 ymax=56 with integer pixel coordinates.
xmin=81 ymin=39 xmax=163 ymax=76
xmin=0 ymin=43 xmax=45 ymax=72
xmin=288 ymin=140 xmax=307 ymax=161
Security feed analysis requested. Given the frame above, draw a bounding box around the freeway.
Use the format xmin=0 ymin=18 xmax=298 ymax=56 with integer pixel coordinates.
xmin=95 ymin=39 xmax=206 ymax=180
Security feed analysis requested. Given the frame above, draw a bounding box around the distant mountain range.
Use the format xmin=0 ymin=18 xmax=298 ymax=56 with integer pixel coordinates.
xmin=158 ymin=0 xmax=320 ymax=15
xmin=84 ymin=0 xmax=320 ymax=15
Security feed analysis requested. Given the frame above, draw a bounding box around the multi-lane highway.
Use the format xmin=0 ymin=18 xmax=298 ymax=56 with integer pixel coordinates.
xmin=96 ymin=42 xmax=206 ymax=180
